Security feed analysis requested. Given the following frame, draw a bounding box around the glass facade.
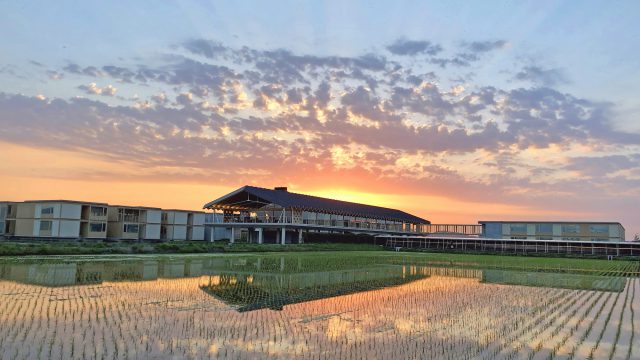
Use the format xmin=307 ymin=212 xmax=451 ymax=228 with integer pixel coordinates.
xmin=535 ymin=224 xmax=553 ymax=233
xmin=589 ymin=224 xmax=609 ymax=234
xmin=509 ymin=224 xmax=527 ymax=233
xmin=561 ymin=224 xmax=579 ymax=234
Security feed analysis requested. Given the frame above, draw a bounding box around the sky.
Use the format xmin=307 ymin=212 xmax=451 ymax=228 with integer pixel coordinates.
xmin=0 ymin=1 xmax=639 ymax=238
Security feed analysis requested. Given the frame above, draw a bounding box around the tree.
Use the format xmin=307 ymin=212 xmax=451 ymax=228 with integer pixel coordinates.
xmin=634 ymin=233 xmax=640 ymax=241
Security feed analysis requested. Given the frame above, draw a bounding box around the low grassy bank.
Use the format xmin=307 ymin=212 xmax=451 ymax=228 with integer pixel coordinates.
xmin=0 ymin=240 xmax=385 ymax=256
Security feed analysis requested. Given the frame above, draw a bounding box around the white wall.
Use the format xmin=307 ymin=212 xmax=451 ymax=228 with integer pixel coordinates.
xmin=59 ymin=220 xmax=80 ymax=237
xmin=192 ymin=213 xmax=205 ymax=226
xmin=60 ymin=204 xmax=82 ymax=219
xmin=34 ymin=203 xmax=60 ymax=219
xmin=164 ymin=211 xmax=175 ymax=223
xmin=191 ymin=226 xmax=204 ymax=240
xmin=32 ymin=220 xmax=40 ymax=236
xmin=174 ymin=212 xmax=188 ymax=225
xmin=145 ymin=224 xmax=161 ymax=240
xmin=146 ymin=210 xmax=162 ymax=224
xmin=173 ymin=225 xmax=187 ymax=240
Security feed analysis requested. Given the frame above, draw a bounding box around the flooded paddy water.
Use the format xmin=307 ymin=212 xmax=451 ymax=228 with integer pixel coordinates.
xmin=0 ymin=252 xmax=638 ymax=359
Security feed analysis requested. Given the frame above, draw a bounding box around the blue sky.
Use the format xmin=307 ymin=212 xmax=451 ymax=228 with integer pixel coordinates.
xmin=1 ymin=1 xmax=639 ymax=237
xmin=3 ymin=1 xmax=639 ymax=112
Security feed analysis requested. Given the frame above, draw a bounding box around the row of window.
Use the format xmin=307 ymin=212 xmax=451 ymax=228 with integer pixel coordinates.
xmin=509 ymin=236 xmax=612 ymax=241
xmin=509 ymin=224 xmax=610 ymax=234
xmin=90 ymin=223 xmax=106 ymax=232
xmin=39 ymin=221 xmax=107 ymax=232
xmin=90 ymin=207 xmax=107 ymax=217
xmin=245 ymin=211 xmax=407 ymax=224
xmin=40 ymin=206 xmax=108 ymax=217
xmin=124 ymin=224 xmax=139 ymax=233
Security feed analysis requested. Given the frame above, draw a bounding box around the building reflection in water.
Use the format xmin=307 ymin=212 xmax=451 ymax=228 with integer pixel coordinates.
xmin=0 ymin=255 xmax=634 ymax=360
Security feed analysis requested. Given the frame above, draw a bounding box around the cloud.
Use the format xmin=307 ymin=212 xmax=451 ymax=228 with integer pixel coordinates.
xmin=386 ymin=39 xmax=442 ymax=56
xmin=3 ymin=37 xmax=640 ymax=226
xmin=181 ymin=39 xmax=228 ymax=59
xmin=64 ymin=64 xmax=103 ymax=77
xmin=514 ymin=66 xmax=568 ymax=87
xmin=47 ymin=70 xmax=64 ymax=80
xmin=464 ymin=40 xmax=507 ymax=53
xmin=77 ymin=83 xmax=117 ymax=96
xmin=565 ymin=154 xmax=640 ymax=177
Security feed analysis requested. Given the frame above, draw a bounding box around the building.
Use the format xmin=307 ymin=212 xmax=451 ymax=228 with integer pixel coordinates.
xmin=161 ymin=210 xmax=206 ymax=241
xmin=204 ymin=213 xmax=231 ymax=241
xmin=479 ymin=221 xmax=626 ymax=242
xmin=203 ymin=185 xmax=430 ymax=244
xmin=107 ymin=205 xmax=162 ymax=240
xmin=1 ymin=200 xmax=109 ymax=239
xmin=186 ymin=211 xmax=205 ymax=241
xmin=0 ymin=202 xmax=16 ymax=236
xmin=0 ymin=200 xmax=205 ymax=241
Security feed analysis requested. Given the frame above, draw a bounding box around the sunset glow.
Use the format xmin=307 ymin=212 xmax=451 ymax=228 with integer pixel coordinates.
xmin=1 ymin=2 xmax=639 ymax=237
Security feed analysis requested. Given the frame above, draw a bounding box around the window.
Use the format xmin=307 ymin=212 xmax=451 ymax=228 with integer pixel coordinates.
xmin=90 ymin=222 xmax=106 ymax=232
xmin=124 ymin=224 xmax=139 ymax=233
xmin=535 ymin=224 xmax=553 ymax=233
xmin=40 ymin=221 xmax=52 ymax=231
xmin=510 ymin=224 xmax=527 ymax=233
xmin=536 ymin=236 xmax=552 ymax=240
xmin=562 ymin=237 xmax=580 ymax=241
xmin=90 ymin=207 xmax=107 ymax=217
xmin=510 ymin=236 xmax=527 ymax=239
xmin=41 ymin=207 xmax=54 ymax=215
xmin=589 ymin=224 xmax=609 ymax=234
xmin=591 ymin=238 xmax=608 ymax=242
xmin=561 ymin=224 xmax=579 ymax=234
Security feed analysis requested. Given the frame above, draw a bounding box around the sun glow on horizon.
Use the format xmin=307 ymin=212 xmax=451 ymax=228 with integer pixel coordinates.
xmin=301 ymin=187 xmax=593 ymax=224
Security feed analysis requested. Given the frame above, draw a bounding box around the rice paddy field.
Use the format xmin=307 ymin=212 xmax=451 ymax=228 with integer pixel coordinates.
xmin=0 ymin=251 xmax=639 ymax=359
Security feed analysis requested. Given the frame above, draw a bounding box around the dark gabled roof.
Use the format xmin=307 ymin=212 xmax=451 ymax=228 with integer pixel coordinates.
xmin=203 ymin=185 xmax=429 ymax=224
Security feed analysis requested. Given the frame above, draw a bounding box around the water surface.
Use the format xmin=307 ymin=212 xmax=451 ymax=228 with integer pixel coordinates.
xmin=0 ymin=253 xmax=638 ymax=359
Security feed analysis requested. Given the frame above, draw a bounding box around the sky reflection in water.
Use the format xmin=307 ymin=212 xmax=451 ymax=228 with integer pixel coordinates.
xmin=0 ymin=254 xmax=638 ymax=359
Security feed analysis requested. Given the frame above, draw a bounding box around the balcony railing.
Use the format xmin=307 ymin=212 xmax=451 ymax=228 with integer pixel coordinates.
xmin=119 ymin=214 xmax=140 ymax=223
xmin=208 ymin=216 xmax=420 ymax=233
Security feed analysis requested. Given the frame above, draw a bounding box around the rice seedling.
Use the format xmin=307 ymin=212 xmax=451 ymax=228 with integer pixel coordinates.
xmin=0 ymin=253 xmax=637 ymax=359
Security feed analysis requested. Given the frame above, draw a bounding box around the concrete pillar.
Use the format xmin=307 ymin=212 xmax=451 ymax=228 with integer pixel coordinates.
xmin=209 ymin=226 xmax=214 ymax=242
xmin=298 ymin=229 xmax=303 ymax=244
xmin=256 ymin=228 xmax=263 ymax=244
xmin=230 ymin=227 xmax=235 ymax=244
xmin=281 ymin=227 xmax=286 ymax=245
